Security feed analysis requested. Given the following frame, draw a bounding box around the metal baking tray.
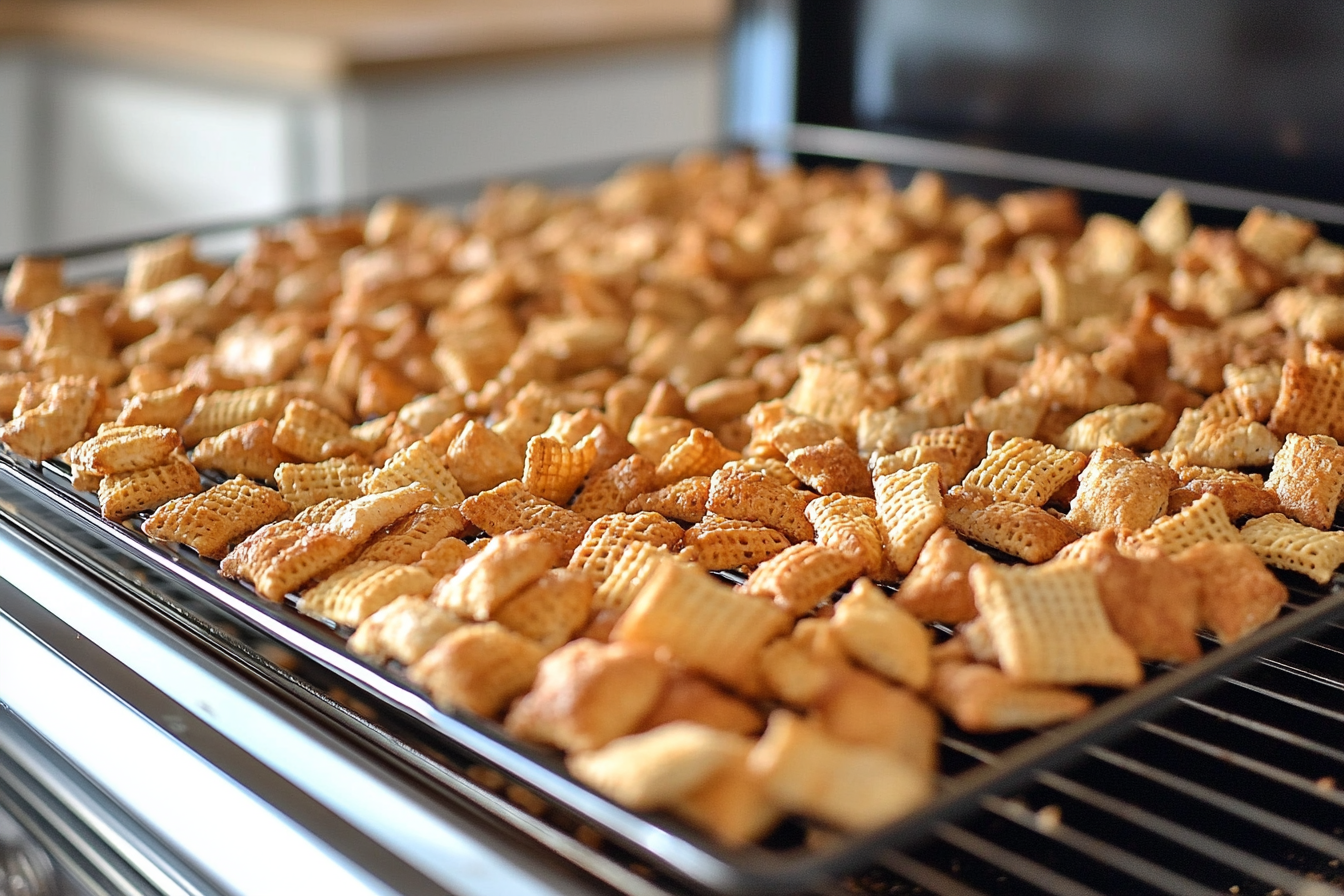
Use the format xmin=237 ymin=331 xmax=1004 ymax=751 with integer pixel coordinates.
xmin=3 ymin=152 xmax=1344 ymax=895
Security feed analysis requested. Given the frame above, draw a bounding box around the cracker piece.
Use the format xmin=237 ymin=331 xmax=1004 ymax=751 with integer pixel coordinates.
xmin=786 ymin=438 xmax=873 ymax=497
xmin=299 ymin=561 xmax=436 ymax=627
xmin=706 ymin=468 xmax=813 ymax=542
xmin=569 ymin=512 xmax=684 ymax=584
xmin=870 ymin=445 xmax=960 ymax=492
xmin=348 ymin=595 xmax=466 ymax=665
xmin=294 ymin=497 xmax=349 ymax=526
xmin=896 ymin=527 xmax=987 ymax=624
xmin=637 ymin=673 xmax=764 ymax=737
xmin=681 ymin=515 xmax=791 ymax=571
xmin=70 ymin=424 xmax=181 ymax=475
xmin=1051 ymin=528 xmax=1150 ymax=565
xmin=768 ymin=415 xmax=842 ymax=456
xmin=1237 ymin=206 xmax=1317 ymax=267
xmin=1131 ymin=492 xmax=1240 ymax=556
xmin=254 ymin=530 xmax=360 ymax=601
xmin=191 ymin=420 xmax=294 ymax=483
xmin=143 ymin=475 xmax=291 ymax=559
xmin=1091 ymin=550 xmax=1202 ymax=663
xmin=356 ymin=505 xmax=467 ymax=565
xmin=493 ymin=568 xmax=594 ymax=650
xmin=432 ymin=529 xmax=562 ymax=621
xmin=655 ymin=427 xmax=740 ymax=485
xmin=275 ymin=456 xmax=371 ymax=510
xmin=408 ymin=622 xmax=547 ymax=718
xmin=931 ymin=662 xmax=1093 ymax=733
xmin=1019 ymin=345 xmax=1136 ymax=412
xmin=723 ymin=457 xmax=801 ymax=487
xmin=815 ymin=669 xmax=940 ymax=771
xmin=874 ymin=463 xmax=946 ymax=575
xmin=613 ymin=561 xmax=790 ymax=695
xmin=758 ymin=618 xmax=849 ymax=707
xmin=831 ymin=579 xmax=932 ymax=690
xmin=1173 ymin=541 xmax=1290 ymax=639
xmin=180 ymin=384 xmax=304 ymax=447
xmin=625 ymin=476 xmax=711 ymax=523
xmin=324 ymin=484 xmax=433 ymax=546
xmin=415 ymin=537 xmax=477 ymax=579
xmin=459 ymin=479 xmax=591 ymax=552
xmin=1168 ymin=478 xmax=1279 ymax=521
xmin=962 ymin=436 xmax=1087 ymax=506
xmin=1239 ymin=513 xmax=1344 ymax=585
xmin=784 ymin=357 xmax=882 ymax=441
xmin=805 ymin=493 xmax=884 ymax=579
xmin=444 ymin=420 xmax=525 ymax=496
xmin=1065 ymin=444 xmax=1177 ymax=533
xmin=3 ymin=255 xmax=64 ymax=312
xmin=1 ymin=377 xmax=99 ymax=461
xmin=271 ymin=398 xmax=362 ymax=463
xmin=964 ymin=387 xmax=1048 ymax=440
xmin=124 ymin=233 xmax=194 ymax=295
xmin=1059 ymin=403 xmax=1166 ymax=452
xmin=572 ymin=454 xmax=659 ymax=520
xmin=748 ymin=711 xmax=933 ymax=832
xmin=1266 ymin=433 xmax=1344 ymax=530
xmin=944 ymin=489 xmax=1078 ymax=563
xmin=116 ymin=382 xmax=203 ymax=429
xmin=909 ymin=425 xmax=989 ymax=484
xmin=671 ymin=741 xmax=782 ymax=847
xmin=742 ymin=543 xmax=863 ymax=617
xmin=857 ymin=405 xmax=931 ymax=455
xmin=567 ymin=722 xmax=743 ymax=813
xmin=98 ymin=456 xmax=202 ymax=521
xmin=1223 ymin=362 xmax=1282 ymax=422
xmin=220 ymin=520 xmax=308 ymax=583
xmin=1170 ymin=415 xmax=1281 ymax=468
xmin=523 ymin=433 xmax=598 ymax=505
xmin=363 ymin=440 xmax=465 ymax=507
xmin=628 ymin=414 xmax=697 ymax=462
xmin=504 ymin=640 xmax=668 ymax=752
xmin=1267 ymin=356 xmax=1344 ymax=441
xmin=971 ymin=563 xmax=1142 ymax=688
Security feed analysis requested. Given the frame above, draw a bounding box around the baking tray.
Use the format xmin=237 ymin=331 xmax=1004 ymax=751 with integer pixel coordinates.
xmin=3 ymin=156 xmax=1344 ymax=895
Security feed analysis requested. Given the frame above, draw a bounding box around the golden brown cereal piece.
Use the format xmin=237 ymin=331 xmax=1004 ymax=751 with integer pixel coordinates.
xmin=742 ymin=542 xmax=862 ymax=617
xmin=785 ymin=438 xmax=873 ymax=498
xmin=874 ymin=464 xmax=945 ymax=576
xmin=1051 ymin=528 xmax=1150 ymax=564
xmin=1065 ymin=444 xmax=1178 ymax=533
xmin=964 ymin=387 xmax=1048 ymax=440
xmin=363 ymin=440 xmax=465 ymax=508
xmin=870 ymin=445 xmax=960 ymax=492
xmin=783 ymin=357 xmax=885 ymax=442
xmin=1139 ymin=189 xmax=1192 ymax=256
xmin=356 ymin=505 xmax=467 ymax=565
xmin=931 ymin=662 xmax=1093 ymax=733
xmin=626 ymin=476 xmax=711 ymax=523
xmin=681 ymin=515 xmax=791 ymax=571
xmin=637 ymin=672 xmax=764 ymax=737
xmin=1091 ymin=550 xmax=1202 ymax=663
xmin=1170 ymin=415 xmax=1280 ymax=468
xmin=567 ymin=723 xmax=743 ymax=812
xmin=831 ymin=579 xmax=932 ymax=690
xmin=220 ymin=520 xmax=308 ymax=583
xmin=614 ymin=561 xmax=790 ymax=695
xmin=274 ymin=456 xmax=373 ymax=510
xmin=962 ymin=436 xmax=1087 ymax=506
xmin=124 ymin=233 xmax=194 ymax=296
xmin=723 ymin=456 xmax=801 ymax=487
xmin=748 ymin=711 xmax=933 ymax=832
xmin=572 ymin=454 xmax=659 ymax=520
xmin=1 ymin=378 xmax=99 ymax=461
xmin=458 ymin=480 xmax=591 ymax=552
xmin=294 ymin=497 xmax=349 ymax=527
xmin=1174 ymin=541 xmax=1290 ymax=640
xmin=768 ymin=414 xmax=842 ymax=456
xmin=1223 ymin=362 xmax=1282 ymax=422
xmin=945 ymin=489 xmax=1078 ymax=563
xmin=1266 ymin=433 xmax=1344 ymax=530
xmin=348 ymin=595 xmax=466 ymax=665
xmin=856 ymin=405 xmax=929 ymax=455
xmin=627 ymin=414 xmax=697 ymax=463
xmin=317 ymin=488 xmax=429 ymax=550
xmin=815 ymin=669 xmax=940 ymax=772
xmin=505 ymin=640 xmax=668 ymax=752
xmin=271 ymin=399 xmax=360 ymax=463
xmin=1267 ymin=356 xmax=1344 ymax=441
xmin=655 ymin=427 xmax=740 ymax=484
xmin=443 ymin=420 xmax=525 ymax=496
xmin=1020 ymin=344 xmax=1136 ymax=413
xmin=493 ymin=568 xmax=593 ymax=650
xmin=910 ymin=425 xmax=989 ymax=483
xmin=409 ymin=622 xmax=547 ymax=718
xmin=1131 ymin=492 xmax=1241 ymax=556
xmin=143 ymin=476 xmax=291 ymax=559
xmin=116 ymin=383 xmax=203 ymax=429
xmin=758 ymin=619 xmax=849 ymax=707
xmin=352 ymin=414 xmax=399 ymax=458
xmin=1058 ymin=403 xmax=1167 ymax=452
xmin=896 ymin=527 xmax=988 ymax=624
xmin=706 ymin=467 xmax=814 ymax=542
xmin=569 ymin=511 xmax=684 ymax=584
xmin=523 ymin=433 xmax=597 ymax=505
xmin=971 ymin=562 xmax=1142 ymax=688
xmin=671 ymin=740 xmax=782 ymax=847
xmin=415 ymin=537 xmax=477 ymax=580
xmin=191 ymin=420 xmax=295 ymax=483
xmin=1239 ymin=513 xmax=1344 ymax=585
xmin=1169 ymin=478 xmax=1278 ymax=521
xmin=254 ymin=530 xmax=360 ymax=601
xmin=69 ymin=425 xmax=181 ymax=476
xmin=432 ymin=529 xmax=561 ymax=621
xmin=299 ymin=561 xmax=436 ymax=628
xmin=180 ymin=384 xmax=305 ymax=447
xmin=805 ymin=493 xmax=884 ymax=579
xmin=1237 ymin=206 xmax=1317 ymax=267
xmin=98 ymin=456 xmax=202 ymax=522
xmin=24 ymin=303 xmax=112 ymax=363
xmin=3 ymin=256 xmax=64 ymax=312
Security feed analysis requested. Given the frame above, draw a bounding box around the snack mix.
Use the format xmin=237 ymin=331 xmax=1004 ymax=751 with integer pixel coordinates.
xmin=4 ymin=154 xmax=1343 ymax=846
